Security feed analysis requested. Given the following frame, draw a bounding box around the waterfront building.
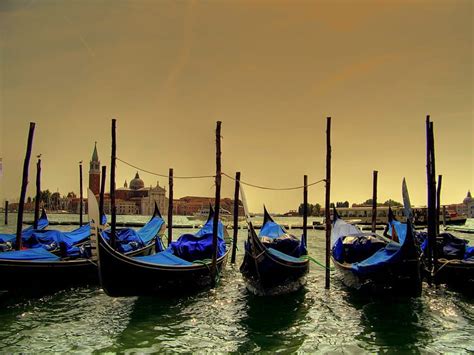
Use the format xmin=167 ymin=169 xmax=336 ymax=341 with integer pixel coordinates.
xmin=454 ymin=191 xmax=474 ymax=218
xmin=172 ymin=196 xmax=243 ymax=216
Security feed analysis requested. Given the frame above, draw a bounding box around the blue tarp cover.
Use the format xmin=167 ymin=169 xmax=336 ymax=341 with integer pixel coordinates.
xmin=25 ymin=224 xmax=91 ymax=250
xmin=259 ymin=221 xmax=286 ymax=239
xmin=137 ymin=216 xmax=165 ymax=244
xmin=351 ymin=242 xmax=401 ymax=275
xmin=167 ymin=216 xmax=226 ymax=262
xmin=101 ymin=215 xmax=164 ymax=253
xmin=332 ymin=214 xmax=410 ymax=275
xmin=416 ymin=231 xmax=472 ymax=261
xmin=259 ymin=217 xmax=306 ymax=257
xmin=0 ymin=212 xmax=49 ymax=244
xmin=135 ymin=250 xmax=193 ymax=266
xmin=0 ymin=247 xmax=60 ymax=261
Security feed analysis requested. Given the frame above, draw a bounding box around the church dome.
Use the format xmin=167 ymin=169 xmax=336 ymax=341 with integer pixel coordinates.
xmin=463 ymin=191 xmax=473 ymax=205
xmin=130 ymin=172 xmax=145 ymax=190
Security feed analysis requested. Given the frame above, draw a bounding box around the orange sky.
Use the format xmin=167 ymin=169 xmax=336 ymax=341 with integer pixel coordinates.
xmin=0 ymin=0 xmax=472 ymax=213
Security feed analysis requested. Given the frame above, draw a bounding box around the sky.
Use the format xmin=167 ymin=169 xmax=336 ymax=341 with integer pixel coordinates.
xmin=0 ymin=0 xmax=472 ymax=213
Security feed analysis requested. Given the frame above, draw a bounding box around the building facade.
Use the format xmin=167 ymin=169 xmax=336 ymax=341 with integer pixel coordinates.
xmin=114 ymin=172 xmax=168 ymax=215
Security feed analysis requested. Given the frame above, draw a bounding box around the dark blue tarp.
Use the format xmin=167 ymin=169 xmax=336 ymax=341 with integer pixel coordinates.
xmin=137 ymin=216 xmax=165 ymax=244
xmin=259 ymin=221 xmax=286 ymax=239
xmin=351 ymin=223 xmax=417 ymax=275
xmin=0 ymin=210 xmax=49 ymax=244
xmin=101 ymin=215 xmax=165 ymax=253
xmin=332 ymin=212 xmax=414 ymax=275
xmin=166 ymin=216 xmax=226 ymax=262
xmin=351 ymin=242 xmax=402 ymax=275
xmin=416 ymin=231 xmax=471 ymax=261
xmin=465 ymin=246 xmax=474 ymax=262
xmin=25 ymin=224 xmax=92 ymax=250
xmin=258 ymin=216 xmax=306 ymax=258
xmin=135 ymin=250 xmax=193 ymax=266
xmin=0 ymin=247 xmax=60 ymax=261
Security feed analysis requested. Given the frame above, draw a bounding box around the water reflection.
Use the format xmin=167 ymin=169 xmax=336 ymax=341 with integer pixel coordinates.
xmin=0 ymin=287 xmax=135 ymax=352
xmin=101 ymin=294 xmax=198 ymax=352
xmin=350 ymin=293 xmax=431 ymax=352
xmin=237 ymin=288 xmax=311 ymax=352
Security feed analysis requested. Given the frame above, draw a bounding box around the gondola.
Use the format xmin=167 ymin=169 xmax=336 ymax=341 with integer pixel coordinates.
xmin=331 ymin=207 xmax=421 ymax=296
xmin=0 ymin=205 xmax=164 ymax=294
xmin=93 ymin=197 xmax=229 ymax=297
xmin=240 ymin=207 xmax=309 ymax=296
xmin=0 ymin=209 xmax=49 ymax=251
xmin=387 ymin=208 xmax=474 ymax=293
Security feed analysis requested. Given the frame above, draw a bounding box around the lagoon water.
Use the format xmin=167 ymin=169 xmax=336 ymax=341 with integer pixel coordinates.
xmin=0 ymin=213 xmax=473 ymax=352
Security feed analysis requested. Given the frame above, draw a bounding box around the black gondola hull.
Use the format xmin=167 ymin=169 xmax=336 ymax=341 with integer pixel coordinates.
xmin=240 ymin=249 xmax=309 ymax=296
xmin=332 ymin=256 xmax=422 ymax=296
xmin=97 ymin=234 xmax=229 ymax=297
xmin=434 ymin=260 xmax=474 ymax=294
xmin=0 ymin=242 xmax=154 ymax=295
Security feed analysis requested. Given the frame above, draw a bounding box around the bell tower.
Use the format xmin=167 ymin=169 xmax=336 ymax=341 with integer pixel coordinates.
xmin=89 ymin=142 xmax=101 ymax=195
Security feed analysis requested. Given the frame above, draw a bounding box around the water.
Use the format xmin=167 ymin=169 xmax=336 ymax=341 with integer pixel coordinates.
xmin=0 ymin=214 xmax=473 ymax=352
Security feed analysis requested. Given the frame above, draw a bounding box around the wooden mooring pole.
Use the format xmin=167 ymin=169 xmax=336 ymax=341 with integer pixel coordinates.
xmin=429 ymin=121 xmax=438 ymax=274
xmin=231 ymin=171 xmax=241 ymax=264
xmin=436 ymin=174 xmax=442 ymax=234
xmin=325 ymin=117 xmax=332 ymax=289
xmin=371 ymin=170 xmax=378 ymax=234
xmin=168 ymin=168 xmax=173 ymax=246
xmin=33 ymin=156 xmax=41 ymax=229
xmin=99 ymin=166 xmax=106 ymax=219
xmin=426 ymin=116 xmax=438 ymax=279
xmin=4 ymin=201 xmax=8 ymax=225
xmin=303 ymin=174 xmax=308 ymax=247
xmin=211 ymin=121 xmax=222 ymax=285
xmin=79 ymin=161 xmax=83 ymax=226
xmin=16 ymin=122 xmax=35 ymax=250
xmin=110 ymin=119 xmax=117 ymax=249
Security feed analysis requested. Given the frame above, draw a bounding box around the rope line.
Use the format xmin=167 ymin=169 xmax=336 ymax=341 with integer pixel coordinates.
xmin=116 ymin=157 xmax=215 ymax=179
xmin=301 ymin=255 xmax=334 ymax=271
xmin=222 ymin=172 xmax=325 ymax=191
xmin=116 ymin=158 xmax=326 ymax=190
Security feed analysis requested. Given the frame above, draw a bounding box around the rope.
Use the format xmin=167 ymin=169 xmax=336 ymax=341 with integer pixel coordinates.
xmin=434 ymin=258 xmax=461 ymax=275
xmin=116 ymin=157 xmax=216 ymax=179
xmin=222 ymin=172 xmax=325 ymax=191
xmin=301 ymin=255 xmax=334 ymax=271
xmin=117 ymin=157 xmax=326 ymax=190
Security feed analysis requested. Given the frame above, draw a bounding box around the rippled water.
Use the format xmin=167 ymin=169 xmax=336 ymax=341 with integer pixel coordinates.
xmin=0 ymin=214 xmax=473 ymax=352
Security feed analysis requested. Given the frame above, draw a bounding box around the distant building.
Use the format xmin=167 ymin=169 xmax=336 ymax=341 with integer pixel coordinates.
xmin=454 ymin=191 xmax=474 ymax=218
xmin=172 ymin=196 xmax=243 ymax=216
xmin=114 ymin=172 xmax=168 ymax=215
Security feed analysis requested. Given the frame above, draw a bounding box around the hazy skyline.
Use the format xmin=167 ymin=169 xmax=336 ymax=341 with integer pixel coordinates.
xmin=0 ymin=0 xmax=472 ymax=213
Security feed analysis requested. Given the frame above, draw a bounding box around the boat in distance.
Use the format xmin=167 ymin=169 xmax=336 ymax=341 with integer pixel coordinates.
xmin=240 ymin=207 xmax=309 ymax=296
xmin=327 ymin=206 xmax=467 ymax=226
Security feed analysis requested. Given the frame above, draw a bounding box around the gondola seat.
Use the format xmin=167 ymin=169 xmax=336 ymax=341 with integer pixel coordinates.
xmin=266 ymin=247 xmax=305 ymax=263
